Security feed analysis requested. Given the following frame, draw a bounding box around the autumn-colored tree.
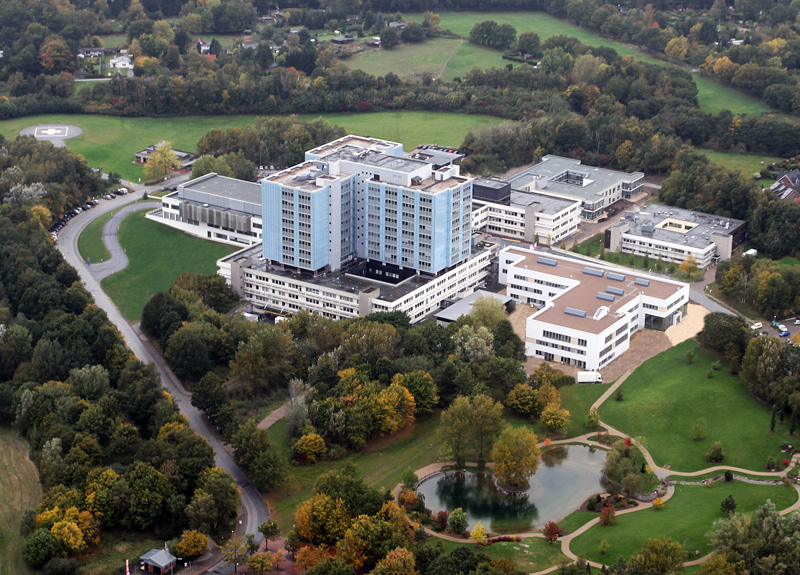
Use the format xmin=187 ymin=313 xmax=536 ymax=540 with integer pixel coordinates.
xmin=221 ymin=536 xmax=249 ymax=573
xmin=543 ymin=521 xmax=559 ymax=544
xmin=398 ymin=489 xmax=418 ymax=510
xmin=175 ymin=530 xmax=208 ymax=558
xmin=377 ymin=382 xmax=416 ymax=434
xmin=506 ymin=383 xmax=537 ymax=416
xmin=665 ymin=37 xmax=688 ymax=61
xmin=470 ymin=521 xmax=487 ymax=545
xmin=40 ymin=34 xmax=75 ymax=72
xmin=679 ymin=254 xmax=699 ymax=277
xmin=541 ymin=404 xmax=571 ymax=433
xmin=296 ymin=545 xmax=330 ymax=571
xmin=534 ymin=381 xmax=561 ymax=415
xmin=492 ymin=427 xmax=541 ymax=488
xmin=30 ymin=205 xmax=53 ymax=229
xmin=713 ymin=56 xmax=739 ymax=82
xmin=51 ymin=520 xmax=86 ymax=554
xmin=627 ymin=537 xmax=687 ymax=575
xmin=391 ymin=371 xmax=439 ymax=414
xmin=599 ymin=505 xmax=616 ymax=526
xmin=370 ymin=547 xmax=416 ymax=575
xmin=652 ymin=498 xmax=665 ymax=510
xmin=295 ymin=433 xmax=327 ymax=464
xmin=144 ymin=141 xmax=180 ymax=181
xmin=247 ymin=551 xmax=283 ymax=575
xmin=615 ymin=140 xmax=635 ymax=167
xmin=294 ymin=493 xmax=351 ymax=546
xmin=338 ymin=513 xmax=413 ymax=570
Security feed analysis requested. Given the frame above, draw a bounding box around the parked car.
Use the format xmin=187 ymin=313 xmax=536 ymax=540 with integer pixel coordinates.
xmin=751 ymin=322 xmax=762 ymax=330
xmin=117 ymin=187 xmax=128 ymax=194
xmin=795 ymin=319 xmax=800 ymax=325
xmin=779 ymin=330 xmax=791 ymax=337
xmin=778 ymin=324 xmax=787 ymax=332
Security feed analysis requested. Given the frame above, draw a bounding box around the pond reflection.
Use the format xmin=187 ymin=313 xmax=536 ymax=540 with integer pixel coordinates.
xmin=416 ymin=445 xmax=606 ymax=533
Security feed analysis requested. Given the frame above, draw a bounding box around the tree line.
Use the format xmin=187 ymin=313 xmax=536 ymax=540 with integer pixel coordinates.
xmin=0 ymin=202 xmax=240 ymax=573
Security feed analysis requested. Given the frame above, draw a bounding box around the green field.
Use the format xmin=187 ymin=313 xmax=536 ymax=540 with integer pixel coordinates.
xmin=78 ymin=210 xmax=115 ymax=263
xmin=101 ymin=211 xmax=237 ymax=320
xmin=425 ymin=537 xmax=567 ymax=572
xmin=98 ymin=34 xmax=127 ymax=49
xmin=0 ymin=428 xmax=40 ymax=575
xmin=0 ymin=112 xmax=504 ymax=182
xmin=346 ymin=37 xmax=507 ymax=81
xmin=570 ymin=481 xmax=798 ymax=565
xmin=701 ymin=148 xmax=782 ymax=177
xmin=266 ymin=415 xmax=443 ymax=532
xmin=506 ymin=383 xmax=609 ymax=439
xmin=80 ymin=532 xmax=164 ymax=575
xmin=407 ymin=11 xmax=773 ymax=116
xmin=599 ymin=340 xmax=792 ymax=472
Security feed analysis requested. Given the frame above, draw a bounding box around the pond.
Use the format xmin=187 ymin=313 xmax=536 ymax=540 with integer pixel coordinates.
xmin=416 ymin=444 xmax=607 ymax=533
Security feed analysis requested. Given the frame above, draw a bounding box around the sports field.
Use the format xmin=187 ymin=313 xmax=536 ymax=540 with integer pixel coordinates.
xmin=101 ymin=211 xmax=237 ymax=320
xmin=0 ymin=112 xmax=504 ymax=182
xmin=0 ymin=428 xmax=40 ymax=575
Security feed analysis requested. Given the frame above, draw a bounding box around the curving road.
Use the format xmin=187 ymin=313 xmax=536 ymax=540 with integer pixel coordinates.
xmin=56 ymin=179 xmax=270 ymax=545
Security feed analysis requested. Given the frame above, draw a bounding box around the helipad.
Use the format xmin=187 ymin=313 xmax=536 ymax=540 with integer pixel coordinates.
xmin=19 ymin=124 xmax=83 ymax=147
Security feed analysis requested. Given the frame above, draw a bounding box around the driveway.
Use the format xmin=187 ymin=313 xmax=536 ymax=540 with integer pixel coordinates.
xmin=56 ymin=174 xmax=271 ymax=544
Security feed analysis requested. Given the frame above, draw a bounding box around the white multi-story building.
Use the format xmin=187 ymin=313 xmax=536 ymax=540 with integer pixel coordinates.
xmin=605 ymin=206 xmax=747 ymax=269
xmin=499 ymin=247 xmax=689 ymax=371
xmin=507 ymin=156 xmax=644 ymax=220
xmin=148 ymin=135 xmax=496 ymax=323
xmin=150 ymin=174 xmax=263 ymax=247
xmin=471 ymin=177 xmax=581 ymax=245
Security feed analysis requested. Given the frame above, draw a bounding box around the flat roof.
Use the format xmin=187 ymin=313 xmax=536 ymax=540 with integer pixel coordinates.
xmin=407 ymin=147 xmax=464 ymax=166
xmin=435 ymin=290 xmax=513 ymax=323
xmin=504 ymin=247 xmax=686 ymax=334
xmin=614 ymin=205 xmax=746 ymax=249
xmin=181 ymin=173 xmax=261 ymax=205
xmin=507 ymin=155 xmax=644 ymax=203
xmin=226 ymin=241 xmax=495 ymax=303
xmin=509 ymin=190 xmax=579 ymax=215
xmin=325 ymin=147 xmax=429 ymax=174
xmin=306 ymin=135 xmax=401 ymax=156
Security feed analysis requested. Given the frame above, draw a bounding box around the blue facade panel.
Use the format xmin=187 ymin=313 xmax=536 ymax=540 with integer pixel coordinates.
xmin=261 ymin=180 xmax=283 ymax=262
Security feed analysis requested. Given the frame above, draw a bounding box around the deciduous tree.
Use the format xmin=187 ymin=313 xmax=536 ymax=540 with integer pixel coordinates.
xmin=492 ymin=427 xmax=541 ymax=488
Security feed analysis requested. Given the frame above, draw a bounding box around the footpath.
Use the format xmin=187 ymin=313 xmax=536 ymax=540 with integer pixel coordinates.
xmin=408 ymin=367 xmax=800 ymax=574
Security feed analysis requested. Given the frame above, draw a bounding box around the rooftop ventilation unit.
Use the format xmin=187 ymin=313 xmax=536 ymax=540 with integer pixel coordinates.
xmin=608 ymin=272 xmax=626 ymax=282
xmin=597 ymin=292 xmax=615 ymax=302
xmin=565 ymin=307 xmax=587 ymax=318
xmin=606 ymin=286 xmax=625 ymax=296
xmin=593 ymin=306 xmax=609 ymax=320
xmin=537 ymin=256 xmax=558 ymax=267
xmin=634 ymin=278 xmax=650 ymax=287
xmin=583 ymin=267 xmax=604 ymax=277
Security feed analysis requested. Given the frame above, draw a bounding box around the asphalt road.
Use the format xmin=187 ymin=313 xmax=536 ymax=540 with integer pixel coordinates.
xmin=56 ymin=176 xmax=270 ymax=544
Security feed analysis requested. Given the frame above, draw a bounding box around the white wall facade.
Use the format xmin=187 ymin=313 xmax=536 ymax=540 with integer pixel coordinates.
xmin=472 ymin=198 xmax=580 ymax=244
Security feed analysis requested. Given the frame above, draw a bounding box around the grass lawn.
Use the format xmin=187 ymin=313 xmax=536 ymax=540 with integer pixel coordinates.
xmin=101 ymin=211 xmax=237 ymax=321
xmin=505 ymin=383 xmax=609 ymax=439
xmin=776 ymin=256 xmax=800 ymax=269
xmin=700 ymin=148 xmax=781 ymax=178
xmin=0 ymin=112 xmax=504 ymax=182
xmin=570 ymin=481 xmax=798 ymax=565
xmin=599 ymin=340 xmax=792 ymax=472
xmin=98 ymin=34 xmax=127 ymax=49
xmin=407 ymin=11 xmax=774 ymax=117
xmin=78 ymin=210 xmax=115 ymax=263
xmin=572 ymin=234 xmax=680 ymax=275
xmin=704 ymin=282 xmax=761 ymax=322
xmin=346 ymin=38 xmax=466 ymax=78
xmin=0 ymin=428 xmax=40 ymax=575
xmin=266 ymin=415 xmax=443 ymax=532
xmin=557 ymin=510 xmax=599 ymax=535
xmin=78 ymin=531 xmax=164 ymax=575
xmin=425 ymin=537 xmax=567 ymax=572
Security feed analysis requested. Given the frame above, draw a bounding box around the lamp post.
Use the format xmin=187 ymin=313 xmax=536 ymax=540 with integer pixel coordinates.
xmin=177 ymin=558 xmax=193 ymax=575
